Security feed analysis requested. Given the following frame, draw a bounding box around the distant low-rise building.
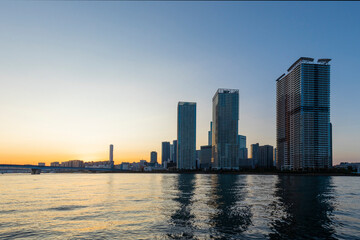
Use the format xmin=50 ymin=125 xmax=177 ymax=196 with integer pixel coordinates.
xmin=336 ymin=162 xmax=360 ymax=173
xmin=139 ymin=160 xmax=147 ymax=166
xmin=120 ymin=162 xmax=130 ymax=170
xmin=61 ymin=160 xmax=85 ymax=168
xmin=85 ymin=161 xmax=110 ymax=168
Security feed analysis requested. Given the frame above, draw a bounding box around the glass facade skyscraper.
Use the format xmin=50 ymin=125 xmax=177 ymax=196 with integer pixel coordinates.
xmin=170 ymin=140 xmax=177 ymax=163
xmin=161 ymin=142 xmax=170 ymax=166
xmin=177 ymin=102 xmax=196 ymax=169
xmin=212 ymin=89 xmax=239 ymax=169
xmin=258 ymin=145 xmax=274 ymax=168
xmin=251 ymin=143 xmax=259 ymax=168
xmin=208 ymin=122 xmax=212 ymax=146
xmin=276 ymin=57 xmax=331 ymax=170
xmin=238 ymin=135 xmax=248 ymax=166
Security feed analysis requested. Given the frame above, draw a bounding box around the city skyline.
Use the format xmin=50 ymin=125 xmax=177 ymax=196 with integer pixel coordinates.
xmin=1 ymin=2 xmax=360 ymax=165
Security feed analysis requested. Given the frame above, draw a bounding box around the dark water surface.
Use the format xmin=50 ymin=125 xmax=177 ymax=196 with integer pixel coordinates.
xmin=0 ymin=174 xmax=359 ymax=239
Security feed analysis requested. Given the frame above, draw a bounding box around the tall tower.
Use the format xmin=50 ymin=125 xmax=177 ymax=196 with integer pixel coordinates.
xmin=172 ymin=140 xmax=178 ymax=164
xmin=150 ymin=151 xmax=157 ymax=164
xmin=276 ymin=57 xmax=331 ymax=170
xmin=161 ymin=142 xmax=170 ymax=166
xmin=212 ymin=89 xmax=239 ymax=169
xmin=177 ymin=102 xmax=196 ymax=169
xmin=238 ymin=135 xmax=248 ymax=167
xmin=109 ymin=144 xmax=114 ymax=168
xmin=208 ymin=122 xmax=213 ymax=145
xmin=251 ymin=143 xmax=259 ymax=168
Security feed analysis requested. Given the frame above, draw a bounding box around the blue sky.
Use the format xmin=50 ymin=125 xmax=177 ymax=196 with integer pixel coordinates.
xmin=0 ymin=1 xmax=359 ymax=164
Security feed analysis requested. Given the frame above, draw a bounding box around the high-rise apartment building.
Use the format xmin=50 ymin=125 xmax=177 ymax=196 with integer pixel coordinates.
xmin=238 ymin=135 xmax=246 ymax=149
xmin=212 ymin=89 xmax=239 ymax=169
xmin=238 ymin=135 xmax=248 ymax=166
xmin=274 ymin=148 xmax=277 ymax=167
xmin=161 ymin=142 xmax=170 ymax=166
xmin=276 ymin=57 xmax=332 ymax=170
xmin=150 ymin=151 xmax=157 ymax=164
xmin=172 ymin=140 xmax=178 ymax=164
xmin=208 ymin=122 xmax=213 ymax=145
xmin=329 ymin=123 xmax=333 ymax=167
xmin=170 ymin=144 xmax=174 ymax=162
xmin=200 ymin=145 xmax=212 ymax=170
xmin=177 ymin=102 xmax=196 ymax=169
xmin=258 ymin=145 xmax=274 ymax=168
xmin=251 ymin=143 xmax=259 ymax=168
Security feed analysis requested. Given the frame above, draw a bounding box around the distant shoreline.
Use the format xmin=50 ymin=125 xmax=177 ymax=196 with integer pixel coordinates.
xmin=2 ymin=171 xmax=357 ymax=177
xmin=107 ymin=171 xmax=359 ymax=177
xmin=1 ymin=168 xmax=359 ymax=176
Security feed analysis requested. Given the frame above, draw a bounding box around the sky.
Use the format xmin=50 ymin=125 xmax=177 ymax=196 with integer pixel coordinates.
xmin=0 ymin=1 xmax=359 ymax=165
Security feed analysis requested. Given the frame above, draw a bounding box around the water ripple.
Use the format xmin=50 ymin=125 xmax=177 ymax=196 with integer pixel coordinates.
xmin=0 ymin=174 xmax=359 ymax=239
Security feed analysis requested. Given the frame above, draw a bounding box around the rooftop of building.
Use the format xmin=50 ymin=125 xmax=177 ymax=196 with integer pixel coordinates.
xmin=178 ymin=101 xmax=196 ymax=105
xmin=216 ymin=88 xmax=239 ymax=94
xmin=276 ymin=57 xmax=332 ymax=82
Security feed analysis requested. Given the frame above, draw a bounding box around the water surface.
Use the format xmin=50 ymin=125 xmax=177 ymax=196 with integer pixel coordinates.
xmin=0 ymin=173 xmax=359 ymax=239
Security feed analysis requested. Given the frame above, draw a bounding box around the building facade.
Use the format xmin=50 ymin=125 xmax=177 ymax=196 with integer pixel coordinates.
xmin=212 ymin=89 xmax=239 ymax=169
xmin=200 ymin=145 xmax=212 ymax=170
xmin=177 ymin=102 xmax=196 ymax=169
xmin=61 ymin=160 xmax=84 ymax=168
xmin=172 ymin=140 xmax=178 ymax=164
xmin=109 ymin=144 xmax=114 ymax=168
xmin=161 ymin=142 xmax=170 ymax=166
xmin=208 ymin=122 xmax=213 ymax=145
xmin=251 ymin=143 xmax=259 ymax=168
xmin=258 ymin=145 xmax=274 ymax=168
xmin=150 ymin=151 xmax=158 ymax=164
xmin=276 ymin=57 xmax=331 ymax=170
xmin=238 ymin=135 xmax=248 ymax=167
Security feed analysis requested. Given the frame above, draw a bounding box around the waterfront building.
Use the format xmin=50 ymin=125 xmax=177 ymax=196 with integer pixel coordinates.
xmin=200 ymin=145 xmax=212 ymax=170
xmin=196 ymin=150 xmax=201 ymax=169
xmin=251 ymin=143 xmax=259 ymax=168
xmin=139 ymin=160 xmax=147 ymax=166
xmin=258 ymin=145 xmax=274 ymax=168
xmin=50 ymin=162 xmax=60 ymax=167
xmin=161 ymin=141 xmax=170 ymax=166
xmin=274 ymin=148 xmax=277 ymax=167
xmin=238 ymin=135 xmax=248 ymax=166
xmin=212 ymin=89 xmax=240 ymax=169
xmin=276 ymin=57 xmax=331 ymax=170
xmin=120 ymin=162 xmax=130 ymax=170
xmin=208 ymin=122 xmax=213 ymax=145
xmin=61 ymin=160 xmax=85 ymax=168
xmin=238 ymin=135 xmax=246 ymax=149
xmin=172 ymin=140 xmax=178 ymax=164
xmin=329 ymin=123 xmax=333 ymax=167
xmin=109 ymin=144 xmax=114 ymax=168
xmin=177 ymin=102 xmax=196 ymax=169
xmin=170 ymin=144 xmax=174 ymax=162
xmin=38 ymin=162 xmax=45 ymax=166
xmin=85 ymin=161 xmax=110 ymax=168
xmin=150 ymin=151 xmax=157 ymax=164
xmin=336 ymin=162 xmax=360 ymax=173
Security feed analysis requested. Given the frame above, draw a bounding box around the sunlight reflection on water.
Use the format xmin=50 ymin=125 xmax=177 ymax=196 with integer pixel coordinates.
xmin=0 ymin=173 xmax=359 ymax=239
